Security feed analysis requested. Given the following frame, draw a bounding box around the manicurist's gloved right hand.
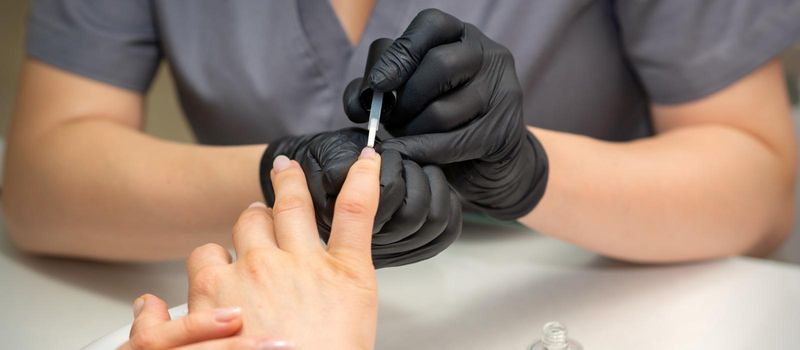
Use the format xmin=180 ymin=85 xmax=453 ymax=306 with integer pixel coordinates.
xmin=260 ymin=128 xmax=462 ymax=267
xmin=343 ymin=9 xmax=549 ymax=220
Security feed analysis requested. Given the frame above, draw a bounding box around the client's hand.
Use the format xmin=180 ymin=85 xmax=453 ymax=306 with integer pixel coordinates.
xmin=188 ymin=149 xmax=381 ymax=349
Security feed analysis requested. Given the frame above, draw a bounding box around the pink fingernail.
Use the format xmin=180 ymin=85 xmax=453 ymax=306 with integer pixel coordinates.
xmin=359 ymin=147 xmax=376 ymax=159
xmin=249 ymin=201 xmax=267 ymax=209
xmin=132 ymin=296 xmax=145 ymax=317
xmin=272 ymin=155 xmax=291 ymax=172
xmin=214 ymin=307 xmax=241 ymax=323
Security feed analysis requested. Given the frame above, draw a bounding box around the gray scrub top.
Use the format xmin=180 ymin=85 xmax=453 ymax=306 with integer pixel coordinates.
xmin=26 ymin=0 xmax=800 ymax=145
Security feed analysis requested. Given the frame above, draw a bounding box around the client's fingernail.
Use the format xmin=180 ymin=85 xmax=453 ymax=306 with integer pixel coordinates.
xmin=272 ymin=155 xmax=291 ymax=172
xmin=133 ymin=296 xmax=145 ymax=317
xmin=256 ymin=339 xmax=293 ymax=349
xmin=249 ymin=201 xmax=267 ymax=209
xmin=214 ymin=307 xmax=241 ymax=323
xmin=360 ymin=147 xmax=376 ymax=159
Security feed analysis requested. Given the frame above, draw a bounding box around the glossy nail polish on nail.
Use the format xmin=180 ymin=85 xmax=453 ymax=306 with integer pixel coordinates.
xmin=360 ymin=147 xmax=376 ymax=159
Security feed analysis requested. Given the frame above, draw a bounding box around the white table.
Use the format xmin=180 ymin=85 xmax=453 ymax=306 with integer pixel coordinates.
xmin=2 ymin=215 xmax=800 ymax=350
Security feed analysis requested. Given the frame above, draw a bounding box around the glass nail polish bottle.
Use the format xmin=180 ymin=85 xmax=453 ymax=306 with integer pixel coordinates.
xmin=528 ymin=322 xmax=583 ymax=350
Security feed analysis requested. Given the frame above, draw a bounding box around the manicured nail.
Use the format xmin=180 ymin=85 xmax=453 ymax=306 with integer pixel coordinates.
xmin=359 ymin=147 xmax=376 ymax=160
xmin=272 ymin=155 xmax=291 ymax=172
xmin=249 ymin=201 xmax=267 ymax=209
xmin=133 ymin=296 xmax=145 ymax=317
xmin=256 ymin=339 xmax=293 ymax=349
xmin=214 ymin=307 xmax=241 ymax=323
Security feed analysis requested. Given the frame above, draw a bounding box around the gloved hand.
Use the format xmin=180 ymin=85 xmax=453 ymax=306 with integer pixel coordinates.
xmin=343 ymin=9 xmax=548 ymax=220
xmin=260 ymin=128 xmax=462 ymax=267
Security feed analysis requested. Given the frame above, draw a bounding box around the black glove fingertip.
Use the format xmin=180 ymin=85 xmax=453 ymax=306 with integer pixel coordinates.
xmin=343 ymin=78 xmax=370 ymax=123
xmin=258 ymin=145 xmax=276 ymax=207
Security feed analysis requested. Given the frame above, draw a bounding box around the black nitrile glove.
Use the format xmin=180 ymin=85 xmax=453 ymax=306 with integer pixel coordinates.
xmin=343 ymin=9 xmax=548 ymax=220
xmin=260 ymin=128 xmax=462 ymax=267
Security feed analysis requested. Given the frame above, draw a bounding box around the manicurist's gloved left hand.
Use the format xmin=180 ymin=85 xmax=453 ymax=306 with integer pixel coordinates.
xmin=260 ymin=128 xmax=462 ymax=267
xmin=343 ymin=9 xmax=549 ymax=220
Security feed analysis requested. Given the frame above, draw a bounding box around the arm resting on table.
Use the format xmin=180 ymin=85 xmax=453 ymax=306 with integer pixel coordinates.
xmin=521 ymin=59 xmax=797 ymax=263
xmin=2 ymin=59 xmax=265 ymax=261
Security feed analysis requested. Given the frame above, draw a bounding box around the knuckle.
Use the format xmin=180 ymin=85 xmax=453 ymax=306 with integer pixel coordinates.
xmin=425 ymin=100 xmax=448 ymax=122
xmin=349 ymin=161 xmax=379 ymax=176
xmin=190 ymin=243 xmax=225 ymax=260
xmin=233 ymin=208 xmax=271 ymax=233
xmin=179 ymin=314 xmax=204 ymax=337
xmin=241 ymin=248 xmax=273 ymax=280
xmin=271 ymin=169 xmax=305 ymax=188
xmin=326 ymin=257 xmax=378 ymax=292
xmin=129 ymin=332 xmax=158 ymax=350
xmin=271 ymin=194 xmax=309 ymax=216
xmin=391 ymin=38 xmax=414 ymax=60
xmin=191 ymin=266 xmax=221 ymax=296
xmin=426 ymin=51 xmax=457 ymax=84
xmin=335 ymin=197 xmax=371 ymax=217
xmin=428 ymin=48 xmax=454 ymax=70
xmin=418 ymin=8 xmax=447 ymax=25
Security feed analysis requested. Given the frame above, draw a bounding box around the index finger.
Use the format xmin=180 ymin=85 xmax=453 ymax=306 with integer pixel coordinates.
xmin=369 ymin=9 xmax=464 ymax=92
xmin=327 ymin=148 xmax=381 ymax=261
xmin=270 ymin=155 xmax=324 ymax=253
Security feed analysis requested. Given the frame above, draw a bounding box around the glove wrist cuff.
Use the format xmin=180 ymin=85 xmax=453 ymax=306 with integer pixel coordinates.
xmin=480 ymin=132 xmax=549 ymax=220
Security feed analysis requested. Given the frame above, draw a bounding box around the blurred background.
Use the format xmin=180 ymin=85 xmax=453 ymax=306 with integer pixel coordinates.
xmin=1 ymin=1 xmax=799 ymax=261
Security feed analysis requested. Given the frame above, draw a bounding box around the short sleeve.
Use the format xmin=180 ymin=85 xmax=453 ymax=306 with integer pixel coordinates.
xmin=614 ymin=0 xmax=800 ymax=104
xmin=26 ymin=0 xmax=161 ymax=93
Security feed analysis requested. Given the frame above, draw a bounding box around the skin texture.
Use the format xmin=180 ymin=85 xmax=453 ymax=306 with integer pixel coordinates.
xmin=185 ymin=151 xmax=381 ymax=349
xmin=2 ymin=8 xmax=795 ymax=263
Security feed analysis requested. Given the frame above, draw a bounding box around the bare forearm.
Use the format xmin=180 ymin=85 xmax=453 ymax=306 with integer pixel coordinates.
xmin=521 ymin=125 xmax=796 ymax=263
xmin=3 ymin=119 xmax=264 ymax=261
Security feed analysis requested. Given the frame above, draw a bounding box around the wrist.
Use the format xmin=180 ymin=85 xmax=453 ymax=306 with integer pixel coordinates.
xmin=468 ymin=131 xmax=548 ymax=220
xmin=510 ymin=132 xmax=549 ymax=218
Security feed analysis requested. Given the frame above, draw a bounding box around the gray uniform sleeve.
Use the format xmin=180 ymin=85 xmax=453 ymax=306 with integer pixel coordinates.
xmin=26 ymin=0 xmax=161 ymax=93
xmin=615 ymin=0 xmax=800 ymax=104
